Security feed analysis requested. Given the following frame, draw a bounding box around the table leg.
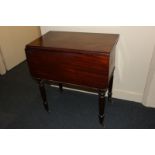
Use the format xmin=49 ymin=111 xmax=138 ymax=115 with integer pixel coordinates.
xmin=59 ymin=83 xmax=63 ymax=92
xmin=98 ymin=90 xmax=106 ymax=125
xmin=38 ymin=80 xmax=50 ymax=112
xmin=108 ymin=74 xmax=114 ymax=103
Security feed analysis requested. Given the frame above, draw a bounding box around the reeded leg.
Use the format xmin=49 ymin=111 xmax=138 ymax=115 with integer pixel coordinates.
xmin=59 ymin=83 xmax=63 ymax=92
xmin=38 ymin=80 xmax=50 ymax=112
xmin=98 ymin=90 xmax=106 ymax=125
xmin=108 ymin=74 xmax=114 ymax=103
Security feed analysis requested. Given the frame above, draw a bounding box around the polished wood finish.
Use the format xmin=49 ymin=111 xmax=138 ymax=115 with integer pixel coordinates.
xmin=26 ymin=50 xmax=109 ymax=89
xmin=26 ymin=31 xmax=119 ymax=53
xmin=108 ymin=74 xmax=114 ymax=103
xmin=25 ymin=31 xmax=119 ymax=125
xmin=98 ymin=90 xmax=106 ymax=124
xmin=38 ymin=79 xmax=49 ymax=112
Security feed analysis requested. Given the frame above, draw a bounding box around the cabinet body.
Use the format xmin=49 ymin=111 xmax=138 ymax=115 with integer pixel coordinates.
xmin=26 ymin=48 xmax=116 ymax=89
xmin=25 ymin=31 xmax=119 ymax=125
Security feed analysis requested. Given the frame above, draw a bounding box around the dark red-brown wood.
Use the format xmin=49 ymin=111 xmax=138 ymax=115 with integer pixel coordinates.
xmin=26 ymin=49 xmax=110 ymax=89
xmin=25 ymin=31 xmax=119 ymax=125
xmin=26 ymin=31 xmax=119 ymax=54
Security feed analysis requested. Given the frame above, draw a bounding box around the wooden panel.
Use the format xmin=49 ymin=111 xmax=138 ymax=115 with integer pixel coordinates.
xmin=26 ymin=49 xmax=110 ymax=89
xmin=26 ymin=31 xmax=119 ymax=54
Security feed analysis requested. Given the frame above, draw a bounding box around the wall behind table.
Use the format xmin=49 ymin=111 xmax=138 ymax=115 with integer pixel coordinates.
xmin=0 ymin=26 xmax=41 ymax=71
xmin=41 ymin=26 xmax=155 ymax=106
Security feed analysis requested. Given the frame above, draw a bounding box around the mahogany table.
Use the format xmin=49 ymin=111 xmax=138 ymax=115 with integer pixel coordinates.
xmin=25 ymin=31 xmax=119 ymax=125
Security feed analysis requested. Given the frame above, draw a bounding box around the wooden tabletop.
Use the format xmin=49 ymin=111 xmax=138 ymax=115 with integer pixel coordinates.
xmin=26 ymin=31 xmax=119 ymax=54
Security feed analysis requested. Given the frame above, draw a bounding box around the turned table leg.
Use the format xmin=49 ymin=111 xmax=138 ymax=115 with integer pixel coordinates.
xmin=38 ymin=80 xmax=50 ymax=112
xmin=98 ymin=90 xmax=106 ymax=125
xmin=59 ymin=83 xmax=63 ymax=92
xmin=108 ymin=74 xmax=114 ymax=103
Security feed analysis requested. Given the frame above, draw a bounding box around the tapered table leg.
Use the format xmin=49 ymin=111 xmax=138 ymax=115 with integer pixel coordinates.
xmin=38 ymin=80 xmax=50 ymax=112
xmin=108 ymin=74 xmax=114 ymax=103
xmin=98 ymin=90 xmax=106 ymax=125
xmin=59 ymin=83 xmax=63 ymax=92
